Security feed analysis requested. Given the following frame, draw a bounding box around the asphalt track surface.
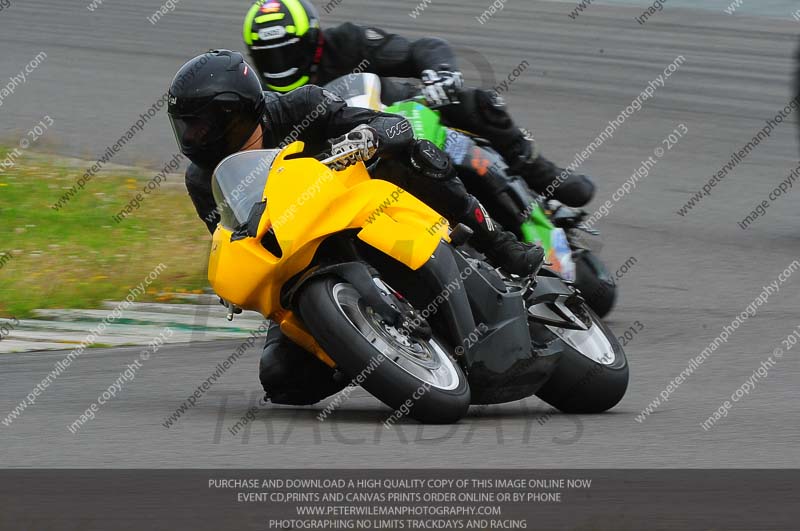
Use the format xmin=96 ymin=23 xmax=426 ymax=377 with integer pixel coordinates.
xmin=1 ymin=0 xmax=799 ymax=468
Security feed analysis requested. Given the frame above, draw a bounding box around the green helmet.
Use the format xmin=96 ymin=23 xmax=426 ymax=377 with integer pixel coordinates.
xmin=243 ymin=0 xmax=322 ymax=92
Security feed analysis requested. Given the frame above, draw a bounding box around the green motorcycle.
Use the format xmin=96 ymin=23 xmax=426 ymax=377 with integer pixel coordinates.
xmin=324 ymin=74 xmax=617 ymax=317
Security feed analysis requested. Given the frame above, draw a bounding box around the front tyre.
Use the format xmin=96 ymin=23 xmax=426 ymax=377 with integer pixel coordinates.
xmin=297 ymin=276 xmax=471 ymax=424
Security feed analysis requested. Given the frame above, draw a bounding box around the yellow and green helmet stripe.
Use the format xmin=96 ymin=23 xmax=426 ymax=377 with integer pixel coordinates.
xmin=243 ymin=0 xmax=313 ymax=45
xmin=266 ymin=76 xmax=311 ymax=93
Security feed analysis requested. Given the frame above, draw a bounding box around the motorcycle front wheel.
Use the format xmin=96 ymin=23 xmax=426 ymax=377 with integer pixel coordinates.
xmin=298 ymin=276 xmax=471 ymax=424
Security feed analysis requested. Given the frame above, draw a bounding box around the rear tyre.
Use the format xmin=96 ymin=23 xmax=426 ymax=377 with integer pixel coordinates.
xmin=297 ymin=276 xmax=471 ymax=424
xmin=574 ymin=250 xmax=617 ymax=318
xmin=535 ymin=307 xmax=628 ymax=413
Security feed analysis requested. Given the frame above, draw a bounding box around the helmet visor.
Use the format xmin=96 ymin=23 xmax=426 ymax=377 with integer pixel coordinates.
xmin=169 ymin=115 xmax=218 ymax=152
xmin=169 ymin=96 xmax=248 ymax=153
xmin=251 ymin=39 xmax=310 ymax=79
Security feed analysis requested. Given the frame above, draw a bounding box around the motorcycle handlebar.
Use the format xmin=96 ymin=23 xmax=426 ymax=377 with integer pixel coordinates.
xmin=319 ymin=147 xmax=364 ymax=168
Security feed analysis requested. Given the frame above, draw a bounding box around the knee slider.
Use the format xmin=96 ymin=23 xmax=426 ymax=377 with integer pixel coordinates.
xmin=409 ymin=140 xmax=454 ymax=181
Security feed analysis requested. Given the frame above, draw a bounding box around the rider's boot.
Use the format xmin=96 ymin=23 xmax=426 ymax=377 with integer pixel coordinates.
xmin=457 ymin=198 xmax=544 ymax=277
xmin=502 ymin=136 xmax=596 ymax=208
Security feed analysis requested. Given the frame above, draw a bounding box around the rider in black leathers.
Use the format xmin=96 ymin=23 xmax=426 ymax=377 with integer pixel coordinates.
xmin=243 ymin=0 xmax=595 ymax=208
xmin=168 ymin=50 xmax=544 ymax=405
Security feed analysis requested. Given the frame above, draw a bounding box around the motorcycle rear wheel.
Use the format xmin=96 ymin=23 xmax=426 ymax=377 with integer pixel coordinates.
xmin=534 ymin=306 xmax=628 ymax=413
xmin=298 ymin=276 xmax=471 ymax=424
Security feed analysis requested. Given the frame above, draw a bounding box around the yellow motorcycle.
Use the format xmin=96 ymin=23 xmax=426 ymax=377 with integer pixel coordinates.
xmin=209 ymin=143 xmax=628 ymax=424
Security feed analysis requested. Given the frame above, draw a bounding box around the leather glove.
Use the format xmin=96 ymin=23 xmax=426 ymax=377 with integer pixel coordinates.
xmin=328 ymin=125 xmax=379 ymax=170
xmin=421 ymin=68 xmax=464 ymax=108
xmin=481 ymin=230 xmax=545 ymax=277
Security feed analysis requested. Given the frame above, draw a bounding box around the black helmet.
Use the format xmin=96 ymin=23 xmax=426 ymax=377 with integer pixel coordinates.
xmin=243 ymin=0 xmax=322 ymax=92
xmin=168 ymin=50 xmax=265 ymax=169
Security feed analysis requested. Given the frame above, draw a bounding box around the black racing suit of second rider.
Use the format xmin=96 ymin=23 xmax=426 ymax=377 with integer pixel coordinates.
xmin=290 ymin=22 xmax=594 ymax=210
xmin=314 ymin=23 xmax=530 ymax=164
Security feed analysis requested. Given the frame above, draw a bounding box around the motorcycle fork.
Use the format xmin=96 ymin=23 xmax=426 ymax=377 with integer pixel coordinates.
xmin=353 ymin=239 xmax=478 ymax=358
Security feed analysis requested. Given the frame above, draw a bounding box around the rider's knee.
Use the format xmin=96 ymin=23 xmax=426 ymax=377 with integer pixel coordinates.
xmin=259 ymin=328 xmax=345 ymax=406
xmin=559 ymin=173 xmax=596 ymax=207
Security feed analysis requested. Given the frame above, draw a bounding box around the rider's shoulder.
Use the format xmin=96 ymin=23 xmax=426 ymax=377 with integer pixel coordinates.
xmin=185 ymin=162 xmax=211 ymax=188
xmin=271 ymin=85 xmax=320 ymax=102
xmin=328 ymin=22 xmax=388 ymax=44
xmin=286 ymin=84 xmax=342 ymax=100
xmin=359 ymin=26 xmax=389 ymax=44
xmin=262 ymin=90 xmax=280 ymax=103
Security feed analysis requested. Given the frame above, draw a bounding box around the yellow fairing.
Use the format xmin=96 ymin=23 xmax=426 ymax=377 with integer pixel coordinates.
xmin=208 ymin=142 xmax=450 ymax=321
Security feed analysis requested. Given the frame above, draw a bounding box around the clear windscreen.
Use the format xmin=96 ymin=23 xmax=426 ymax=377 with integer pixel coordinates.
xmin=323 ymin=73 xmax=382 ymax=110
xmin=211 ymin=150 xmax=280 ymax=230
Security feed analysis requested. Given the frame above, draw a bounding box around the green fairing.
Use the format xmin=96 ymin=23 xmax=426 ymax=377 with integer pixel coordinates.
xmin=521 ymin=204 xmax=555 ymax=253
xmin=386 ymin=100 xmax=554 ymax=255
xmin=384 ymin=101 xmax=448 ymax=149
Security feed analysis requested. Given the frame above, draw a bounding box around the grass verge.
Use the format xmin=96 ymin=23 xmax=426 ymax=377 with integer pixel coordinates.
xmin=0 ymin=149 xmax=210 ymax=318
